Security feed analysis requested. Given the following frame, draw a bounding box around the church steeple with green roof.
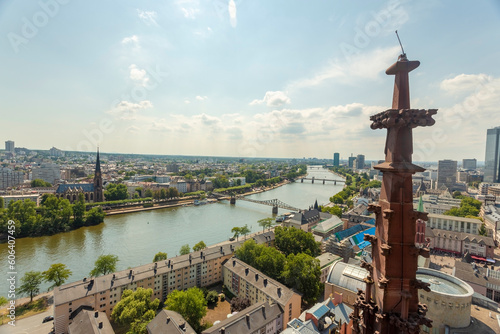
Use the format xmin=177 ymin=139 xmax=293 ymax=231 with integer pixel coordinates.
xmin=417 ymin=195 xmax=424 ymax=213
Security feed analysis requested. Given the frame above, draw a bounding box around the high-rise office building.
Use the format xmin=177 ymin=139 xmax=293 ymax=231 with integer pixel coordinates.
xmin=333 ymin=152 xmax=340 ymax=167
xmin=462 ymin=158 xmax=477 ymax=170
xmin=32 ymin=163 xmax=61 ymax=185
xmin=5 ymin=140 xmax=14 ymax=152
xmin=348 ymin=156 xmax=356 ymax=169
xmin=437 ymin=159 xmax=457 ymax=188
xmin=356 ymin=154 xmax=365 ymax=169
xmin=484 ymin=127 xmax=500 ymax=183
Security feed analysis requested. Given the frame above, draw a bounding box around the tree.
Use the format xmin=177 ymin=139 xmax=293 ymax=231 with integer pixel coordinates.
xmin=205 ymin=290 xmax=219 ymax=306
xmin=85 ymin=207 xmax=105 ymax=226
xmin=73 ymin=193 xmax=86 ymax=228
xmin=254 ymin=247 xmax=286 ymax=281
xmin=258 ymin=217 xmax=274 ymax=232
xmin=90 ymin=254 xmax=118 ymax=277
xmin=111 ymin=287 xmax=160 ymax=333
xmin=322 ymin=206 xmax=342 ymax=218
xmin=144 ymin=188 xmax=153 ymax=198
xmin=180 ymin=244 xmax=190 ymax=255
xmin=43 ymin=263 xmax=72 ymax=288
xmin=282 ymin=253 xmax=321 ymax=304
xmin=230 ymin=296 xmax=251 ymax=312
xmin=193 ymin=241 xmax=206 ymax=252
xmin=19 ymin=271 xmax=43 ymax=302
xmin=0 ymin=197 xmax=4 ymax=210
xmin=231 ymin=226 xmax=241 ymax=241
xmin=478 ymin=223 xmax=488 ymax=236
xmin=240 ymin=224 xmax=250 ymax=239
xmin=153 ymin=252 xmax=168 ymax=262
xmin=234 ymin=239 xmax=263 ymax=267
xmin=330 ymin=194 xmax=344 ymax=204
xmin=31 ymin=179 xmax=52 ymax=187
xmin=274 ymin=226 xmax=321 ymax=257
xmin=104 ymin=183 xmax=129 ymax=201
xmin=166 ymin=287 xmax=207 ymax=332
xmin=367 ymin=180 xmax=382 ymax=188
xmin=0 ymin=296 xmax=7 ymax=306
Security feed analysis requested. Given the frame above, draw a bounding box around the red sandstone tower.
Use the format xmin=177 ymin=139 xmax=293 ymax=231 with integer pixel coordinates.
xmin=348 ymin=53 xmax=437 ymax=334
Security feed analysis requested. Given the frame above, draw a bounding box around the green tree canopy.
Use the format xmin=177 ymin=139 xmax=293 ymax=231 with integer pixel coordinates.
xmin=240 ymin=224 xmax=250 ymax=239
xmin=180 ymin=244 xmax=190 ymax=255
xmin=274 ymin=226 xmax=321 ymax=257
xmin=85 ymin=207 xmax=105 ymax=226
xmin=478 ymin=223 xmax=488 ymax=236
xmin=322 ymin=206 xmax=342 ymax=218
xmin=153 ymin=252 xmax=168 ymax=262
xmin=165 ymin=287 xmax=207 ymax=332
xmin=31 ymin=179 xmax=52 ymax=187
xmin=282 ymin=253 xmax=321 ymax=304
xmin=193 ymin=241 xmax=206 ymax=252
xmin=444 ymin=197 xmax=482 ymax=218
xmin=258 ymin=217 xmax=274 ymax=232
xmin=43 ymin=263 xmax=72 ymax=288
xmin=19 ymin=271 xmax=43 ymax=302
xmin=90 ymin=254 xmax=119 ymax=277
xmin=231 ymin=226 xmax=241 ymax=241
xmin=104 ymin=183 xmax=129 ymax=201
xmin=0 ymin=296 xmax=7 ymax=306
xmin=73 ymin=193 xmax=86 ymax=228
xmin=111 ymin=287 xmax=160 ymax=333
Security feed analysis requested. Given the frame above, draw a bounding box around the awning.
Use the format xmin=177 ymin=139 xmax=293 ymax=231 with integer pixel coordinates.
xmin=471 ymin=255 xmax=487 ymax=261
xmin=486 ymin=258 xmax=496 ymax=263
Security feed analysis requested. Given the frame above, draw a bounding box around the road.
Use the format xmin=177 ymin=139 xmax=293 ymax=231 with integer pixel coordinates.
xmin=0 ymin=308 xmax=53 ymax=334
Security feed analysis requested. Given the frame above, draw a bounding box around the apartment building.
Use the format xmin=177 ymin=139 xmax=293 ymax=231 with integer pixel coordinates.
xmin=426 ymin=213 xmax=485 ymax=236
xmin=54 ymin=231 xmax=275 ymax=334
xmin=222 ymin=257 xmax=302 ymax=328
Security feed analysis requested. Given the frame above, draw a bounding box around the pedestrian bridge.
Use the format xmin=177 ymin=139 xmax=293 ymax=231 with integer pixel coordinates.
xmin=299 ymin=177 xmax=345 ymax=185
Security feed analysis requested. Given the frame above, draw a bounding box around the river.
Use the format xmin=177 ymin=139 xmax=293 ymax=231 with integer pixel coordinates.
xmin=1 ymin=167 xmax=343 ymax=296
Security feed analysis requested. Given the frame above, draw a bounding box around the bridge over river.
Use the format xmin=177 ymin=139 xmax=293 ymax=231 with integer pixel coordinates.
xmin=212 ymin=192 xmax=301 ymax=214
xmin=299 ymin=176 xmax=345 ymax=185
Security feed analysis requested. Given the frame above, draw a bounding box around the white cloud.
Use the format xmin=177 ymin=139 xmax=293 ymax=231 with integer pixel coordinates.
xmin=250 ymin=91 xmax=291 ymax=107
xmin=196 ymin=95 xmax=208 ymax=101
xmin=184 ymin=100 xmax=191 ymax=104
xmin=127 ymin=126 xmax=141 ymax=134
xmin=289 ymin=46 xmax=400 ymax=89
xmin=228 ymin=0 xmax=237 ymax=28
xmin=129 ymin=64 xmax=149 ymax=87
xmin=440 ymin=74 xmax=493 ymax=94
xmin=121 ymin=35 xmax=139 ymax=45
xmin=107 ymin=100 xmax=153 ymax=120
xmin=137 ymin=9 xmax=158 ymax=26
xmin=178 ymin=0 xmax=200 ymax=19
xmin=194 ymin=27 xmax=213 ymax=38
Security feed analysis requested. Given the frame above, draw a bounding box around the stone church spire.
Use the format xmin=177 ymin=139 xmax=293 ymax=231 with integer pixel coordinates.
xmin=93 ymin=148 xmax=104 ymax=203
xmin=347 ymin=51 xmax=437 ymax=334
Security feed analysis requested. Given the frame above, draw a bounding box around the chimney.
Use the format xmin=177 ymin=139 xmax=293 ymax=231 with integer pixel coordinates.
xmin=262 ymin=304 xmax=266 ymax=318
xmin=245 ymin=268 xmax=249 ymax=275
xmin=166 ymin=316 xmax=170 ymax=324
xmin=200 ymin=251 xmax=203 ymax=258
xmin=232 ymin=260 xmax=236 ymax=267
xmin=246 ymin=314 xmax=250 ymax=326
xmin=179 ymin=322 xmax=185 ymax=330
xmin=220 ymin=246 xmax=223 ymax=253
xmin=112 ymin=274 xmax=115 ymax=280
xmin=220 ymin=328 xmax=225 ymax=334
xmin=98 ymin=322 xmax=103 ymax=329
xmin=263 ymin=278 xmax=267 ymax=286
xmin=255 ymin=274 xmax=258 ymax=281
xmin=277 ymin=287 xmax=281 ymax=297
xmin=154 ymin=262 xmax=158 ymax=268
xmin=94 ymin=311 xmax=99 ymax=318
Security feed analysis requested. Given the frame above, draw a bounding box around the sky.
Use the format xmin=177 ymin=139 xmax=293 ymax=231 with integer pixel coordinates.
xmin=1 ymin=0 xmax=500 ymax=161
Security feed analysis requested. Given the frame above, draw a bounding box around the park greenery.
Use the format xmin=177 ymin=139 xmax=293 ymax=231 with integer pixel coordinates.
xmin=231 ymin=224 xmax=251 ymax=241
xmin=111 ymin=287 xmax=160 ymax=334
xmin=258 ymin=217 xmax=274 ymax=232
xmin=18 ymin=271 xmax=44 ymax=302
xmin=104 ymin=183 xmax=129 ymax=201
xmin=0 ymin=194 xmax=105 ymax=238
xmin=90 ymin=254 xmax=119 ymax=277
xmin=444 ymin=197 xmax=483 ymax=219
xmin=165 ymin=287 xmax=208 ymax=332
xmin=43 ymin=263 xmax=72 ymax=288
xmin=235 ymin=228 xmax=322 ymax=304
xmin=30 ymin=178 xmax=52 ymax=187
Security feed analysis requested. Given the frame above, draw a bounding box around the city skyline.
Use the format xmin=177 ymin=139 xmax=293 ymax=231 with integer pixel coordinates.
xmin=1 ymin=1 xmax=500 ymax=160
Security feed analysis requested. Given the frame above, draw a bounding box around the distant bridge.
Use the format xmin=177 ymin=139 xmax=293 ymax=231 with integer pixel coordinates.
xmin=299 ymin=177 xmax=345 ymax=185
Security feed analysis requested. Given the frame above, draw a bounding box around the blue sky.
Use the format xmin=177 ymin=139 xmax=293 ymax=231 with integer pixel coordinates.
xmin=1 ymin=0 xmax=500 ymax=161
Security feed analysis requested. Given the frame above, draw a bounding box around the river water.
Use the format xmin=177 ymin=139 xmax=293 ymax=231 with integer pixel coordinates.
xmin=1 ymin=167 xmax=343 ymax=296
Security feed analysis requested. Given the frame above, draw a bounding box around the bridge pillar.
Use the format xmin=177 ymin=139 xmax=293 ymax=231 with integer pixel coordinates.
xmin=272 ymin=206 xmax=278 ymax=214
xmin=334 ymin=181 xmax=336 ymax=185
xmin=312 ymin=177 xmax=314 ymax=184
xmin=323 ymin=179 xmax=325 ymax=184
xmin=301 ymin=178 xmax=303 ymax=183
xmin=230 ymin=196 xmax=236 ymax=205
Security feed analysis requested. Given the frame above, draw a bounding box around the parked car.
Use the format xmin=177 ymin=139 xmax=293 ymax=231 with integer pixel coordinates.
xmin=42 ymin=315 xmax=54 ymax=323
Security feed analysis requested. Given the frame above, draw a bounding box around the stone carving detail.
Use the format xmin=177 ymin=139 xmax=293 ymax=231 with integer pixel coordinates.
xmin=368 ymin=203 xmax=381 ymax=213
xmin=364 ymin=234 xmax=378 ymax=245
xmin=383 ymin=209 xmax=394 ymax=220
xmin=380 ymin=243 xmax=392 ymax=256
xmin=378 ymin=276 xmax=389 ymax=289
xmin=411 ymin=279 xmax=431 ymax=292
xmin=370 ymin=109 xmax=437 ymax=130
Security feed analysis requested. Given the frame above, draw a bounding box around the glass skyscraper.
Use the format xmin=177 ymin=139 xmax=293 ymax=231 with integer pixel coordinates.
xmin=484 ymin=127 xmax=500 ymax=183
